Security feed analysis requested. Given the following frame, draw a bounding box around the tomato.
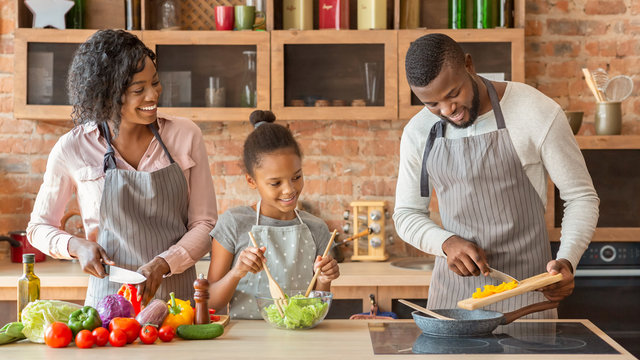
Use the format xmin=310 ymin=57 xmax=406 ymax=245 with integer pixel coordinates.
xmin=92 ymin=327 xmax=109 ymax=346
xmin=109 ymin=317 xmax=141 ymax=344
xmin=44 ymin=322 xmax=72 ymax=348
xmin=108 ymin=328 xmax=127 ymax=347
xmin=158 ymin=325 xmax=175 ymax=342
xmin=139 ymin=324 xmax=158 ymax=344
xmin=75 ymin=330 xmax=94 ymax=349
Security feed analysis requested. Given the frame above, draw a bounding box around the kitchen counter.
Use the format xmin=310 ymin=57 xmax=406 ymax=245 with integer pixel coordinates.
xmin=0 ymin=259 xmax=432 ymax=311
xmin=0 ymin=319 xmax=636 ymax=359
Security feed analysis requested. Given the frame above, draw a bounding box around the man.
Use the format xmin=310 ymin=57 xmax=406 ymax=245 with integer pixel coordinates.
xmin=393 ymin=33 xmax=599 ymax=317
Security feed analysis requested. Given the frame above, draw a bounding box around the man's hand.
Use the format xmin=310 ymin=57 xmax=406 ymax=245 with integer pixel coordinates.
xmin=441 ymin=235 xmax=489 ymax=277
xmin=68 ymin=228 xmax=115 ymax=278
xmin=540 ymin=259 xmax=574 ymax=302
xmin=136 ymin=257 xmax=171 ymax=306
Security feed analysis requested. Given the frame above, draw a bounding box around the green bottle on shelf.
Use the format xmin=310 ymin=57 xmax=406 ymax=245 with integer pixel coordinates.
xmin=65 ymin=0 xmax=85 ymax=29
xmin=17 ymin=254 xmax=40 ymax=322
xmin=473 ymin=0 xmax=495 ymax=29
xmin=448 ymin=0 xmax=467 ymax=29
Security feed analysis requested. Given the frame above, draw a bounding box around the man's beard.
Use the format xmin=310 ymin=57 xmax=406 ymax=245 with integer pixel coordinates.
xmin=440 ymin=75 xmax=480 ymax=129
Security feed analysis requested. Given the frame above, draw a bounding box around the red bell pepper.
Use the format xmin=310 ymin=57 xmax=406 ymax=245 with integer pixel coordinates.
xmin=117 ymin=284 xmax=141 ymax=315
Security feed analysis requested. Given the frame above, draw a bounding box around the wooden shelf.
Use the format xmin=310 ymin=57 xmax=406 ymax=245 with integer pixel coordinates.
xmin=575 ymin=135 xmax=640 ymax=149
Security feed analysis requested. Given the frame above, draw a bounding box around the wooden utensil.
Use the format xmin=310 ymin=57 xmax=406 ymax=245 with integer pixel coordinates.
xmin=582 ymin=68 xmax=605 ymax=102
xmin=331 ymin=228 xmax=372 ymax=249
xmin=457 ymin=272 xmax=563 ymax=310
xmin=304 ymin=229 xmax=338 ymax=297
xmin=399 ymin=299 xmax=454 ymax=320
xmin=248 ymin=231 xmax=286 ymax=316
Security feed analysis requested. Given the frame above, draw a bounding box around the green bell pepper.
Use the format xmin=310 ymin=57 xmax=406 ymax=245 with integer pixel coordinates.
xmin=67 ymin=306 xmax=102 ymax=335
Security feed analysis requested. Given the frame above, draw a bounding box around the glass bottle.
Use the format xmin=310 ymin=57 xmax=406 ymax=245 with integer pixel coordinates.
xmin=498 ymin=0 xmax=513 ymax=28
xmin=473 ymin=0 xmax=495 ymax=29
xmin=240 ymin=50 xmax=257 ymax=108
xmin=448 ymin=0 xmax=466 ymax=29
xmin=66 ymin=0 xmax=86 ymax=29
xmin=125 ymin=0 xmax=142 ymax=30
xmin=17 ymin=254 xmax=40 ymax=321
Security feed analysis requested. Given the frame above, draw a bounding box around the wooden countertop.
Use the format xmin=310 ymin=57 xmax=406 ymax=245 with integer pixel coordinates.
xmin=0 ymin=319 xmax=635 ymax=359
xmin=0 ymin=259 xmax=431 ymax=301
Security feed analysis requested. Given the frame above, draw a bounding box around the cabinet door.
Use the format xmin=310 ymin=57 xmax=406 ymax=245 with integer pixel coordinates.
xmin=398 ymin=29 xmax=524 ymax=120
xmin=272 ymin=30 xmax=397 ymax=120
xmin=143 ymin=31 xmax=270 ymax=122
xmin=14 ymin=29 xmax=102 ymax=121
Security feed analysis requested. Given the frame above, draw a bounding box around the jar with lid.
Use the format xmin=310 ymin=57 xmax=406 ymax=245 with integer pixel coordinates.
xmin=240 ymin=51 xmax=257 ymax=108
xmin=17 ymin=254 xmax=40 ymax=321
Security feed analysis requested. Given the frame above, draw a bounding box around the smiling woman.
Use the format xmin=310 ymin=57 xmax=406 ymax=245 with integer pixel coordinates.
xmin=26 ymin=29 xmax=218 ymax=308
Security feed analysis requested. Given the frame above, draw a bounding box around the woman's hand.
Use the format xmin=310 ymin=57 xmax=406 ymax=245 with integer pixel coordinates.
xmin=441 ymin=235 xmax=489 ymax=277
xmin=314 ymin=255 xmax=340 ymax=286
xmin=230 ymin=246 xmax=266 ymax=279
xmin=67 ymin=229 xmax=115 ymax=278
xmin=136 ymin=257 xmax=171 ymax=306
xmin=540 ymin=259 xmax=575 ymax=302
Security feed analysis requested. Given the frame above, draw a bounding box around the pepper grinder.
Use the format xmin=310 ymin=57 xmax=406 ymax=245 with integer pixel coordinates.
xmin=193 ymin=273 xmax=210 ymax=324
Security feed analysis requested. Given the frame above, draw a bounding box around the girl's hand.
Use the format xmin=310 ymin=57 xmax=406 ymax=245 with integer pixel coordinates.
xmin=231 ymin=246 xmax=266 ymax=279
xmin=313 ymin=255 xmax=340 ymax=285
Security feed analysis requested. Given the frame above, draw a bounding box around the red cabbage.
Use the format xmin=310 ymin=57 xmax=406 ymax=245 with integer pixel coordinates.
xmin=96 ymin=294 xmax=135 ymax=327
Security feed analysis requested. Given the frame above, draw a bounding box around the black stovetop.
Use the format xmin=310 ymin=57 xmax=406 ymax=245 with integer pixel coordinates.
xmin=369 ymin=321 xmax=621 ymax=355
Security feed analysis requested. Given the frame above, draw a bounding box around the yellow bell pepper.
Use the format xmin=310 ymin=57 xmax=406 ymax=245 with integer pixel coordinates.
xmin=161 ymin=292 xmax=194 ymax=329
xmin=472 ymin=281 xmax=518 ymax=298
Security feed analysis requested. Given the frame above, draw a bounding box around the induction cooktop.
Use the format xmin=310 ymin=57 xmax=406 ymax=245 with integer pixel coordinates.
xmin=368 ymin=321 xmax=621 ymax=355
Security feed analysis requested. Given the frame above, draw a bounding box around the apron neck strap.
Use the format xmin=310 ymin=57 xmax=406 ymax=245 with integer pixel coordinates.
xmin=255 ymin=200 xmax=304 ymax=225
xmin=479 ymin=76 xmax=506 ymax=129
xmin=100 ymin=121 xmax=175 ymax=172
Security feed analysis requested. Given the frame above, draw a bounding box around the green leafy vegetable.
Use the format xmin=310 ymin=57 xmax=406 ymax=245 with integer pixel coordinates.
xmin=264 ymin=295 xmax=328 ymax=329
xmin=21 ymin=300 xmax=82 ymax=343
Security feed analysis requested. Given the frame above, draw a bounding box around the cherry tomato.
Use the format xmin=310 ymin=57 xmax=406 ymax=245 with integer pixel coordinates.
xmin=108 ymin=328 xmax=127 ymax=347
xmin=92 ymin=327 xmax=109 ymax=346
xmin=139 ymin=324 xmax=158 ymax=344
xmin=75 ymin=330 xmax=95 ymax=349
xmin=109 ymin=317 xmax=141 ymax=344
xmin=44 ymin=322 xmax=72 ymax=348
xmin=158 ymin=325 xmax=175 ymax=342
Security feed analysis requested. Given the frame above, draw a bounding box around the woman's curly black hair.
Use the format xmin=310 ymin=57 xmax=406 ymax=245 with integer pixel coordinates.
xmin=243 ymin=110 xmax=302 ymax=177
xmin=67 ymin=29 xmax=156 ymax=134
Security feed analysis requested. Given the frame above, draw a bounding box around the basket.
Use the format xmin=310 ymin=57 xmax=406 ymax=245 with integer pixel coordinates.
xmin=180 ymin=0 xmax=246 ymax=30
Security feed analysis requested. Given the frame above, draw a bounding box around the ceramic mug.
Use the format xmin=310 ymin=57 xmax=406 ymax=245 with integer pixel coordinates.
xmin=215 ymin=6 xmax=234 ymax=30
xmin=357 ymin=0 xmax=387 ymax=29
xmin=235 ymin=5 xmax=265 ymax=30
xmin=594 ymin=102 xmax=622 ymax=135
xmin=283 ymin=0 xmax=313 ymax=30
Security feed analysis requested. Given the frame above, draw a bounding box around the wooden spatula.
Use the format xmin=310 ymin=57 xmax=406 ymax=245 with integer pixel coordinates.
xmin=304 ymin=229 xmax=338 ymax=297
xmin=457 ymin=272 xmax=563 ymax=310
xmin=248 ymin=231 xmax=286 ymax=316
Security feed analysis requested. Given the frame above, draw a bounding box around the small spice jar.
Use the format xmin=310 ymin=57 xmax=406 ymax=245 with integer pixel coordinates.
xmin=315 ymin=99 xmax=330 ymax=107
xmin=331 ymin=99 xmax=347 ymax=106
xmin=351 ymin=99 xmax=366 ymax=106
xmin=290 ymin=99 xmax=305 ymax=107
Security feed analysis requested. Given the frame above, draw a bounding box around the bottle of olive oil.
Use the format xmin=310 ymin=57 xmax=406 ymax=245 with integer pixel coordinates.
xmin=17 ymin=254 xmax=40 ymax=321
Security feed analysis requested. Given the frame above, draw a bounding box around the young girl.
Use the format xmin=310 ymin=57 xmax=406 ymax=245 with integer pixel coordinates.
xmin=207 ymin=110 xmax=339 ymax=319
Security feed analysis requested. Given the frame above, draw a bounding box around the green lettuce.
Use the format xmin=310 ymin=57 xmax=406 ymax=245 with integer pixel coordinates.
xmin=264 ymin=295 xmax=328 ymax=329
xmin=21 ymin=300 xmax=82 ymax=343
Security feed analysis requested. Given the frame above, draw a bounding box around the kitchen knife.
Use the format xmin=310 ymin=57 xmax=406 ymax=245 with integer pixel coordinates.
xmin=104 ymin=264 xmax=146 ymax=284
xmin=487 ymin=267 xmax=519 ymax=284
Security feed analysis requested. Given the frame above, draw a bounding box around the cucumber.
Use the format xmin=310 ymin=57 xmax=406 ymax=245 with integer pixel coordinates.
xmin=176 ymin=323 xmax=224 ymax=340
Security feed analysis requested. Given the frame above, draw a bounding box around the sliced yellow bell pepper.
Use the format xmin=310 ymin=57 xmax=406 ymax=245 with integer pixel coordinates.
xmin=161 ymin=292 xmax=194 ymax=329
xmin=472 ymin=281 xmax=518 ymax=298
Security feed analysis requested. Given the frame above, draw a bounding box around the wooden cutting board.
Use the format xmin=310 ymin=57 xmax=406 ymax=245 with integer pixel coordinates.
xmin=457 ymin=272 xmax=563 ymax=310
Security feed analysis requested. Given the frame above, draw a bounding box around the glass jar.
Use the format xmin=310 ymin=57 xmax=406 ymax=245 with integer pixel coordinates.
xmin=240 ymin=51 xmax=257 ymax=108
xmin=155 ymin=0 xmax=181 ymax=30
xmin=448 ymin=0 xmax=466 ymax=29
xmin=17 ymin=254 xmax=40 ymax=321
xmin=205 ymin=76 xmax=226 ymax=107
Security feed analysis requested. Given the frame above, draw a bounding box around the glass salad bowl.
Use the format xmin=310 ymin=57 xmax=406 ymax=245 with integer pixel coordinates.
xmin=255 ymin=290 xmax=333 ymax=330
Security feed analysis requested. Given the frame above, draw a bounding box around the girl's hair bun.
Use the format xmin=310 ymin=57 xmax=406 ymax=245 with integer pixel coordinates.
xmin=249 ymin=110 xmax=276 ymax=128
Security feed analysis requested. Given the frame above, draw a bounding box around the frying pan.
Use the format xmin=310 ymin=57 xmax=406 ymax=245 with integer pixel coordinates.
xmin=411 ymin=300 xmax=558 ymax=337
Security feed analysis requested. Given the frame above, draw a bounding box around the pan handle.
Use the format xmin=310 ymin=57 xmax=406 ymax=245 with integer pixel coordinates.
xmin=502 ymin=300 xmax=559 ymax=325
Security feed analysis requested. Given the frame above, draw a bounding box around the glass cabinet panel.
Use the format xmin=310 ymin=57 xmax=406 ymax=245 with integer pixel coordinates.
xmin=26 ymin=43 xmax=79 ymax=105
xmin=156 ymin=45 xmax=257 ymax=108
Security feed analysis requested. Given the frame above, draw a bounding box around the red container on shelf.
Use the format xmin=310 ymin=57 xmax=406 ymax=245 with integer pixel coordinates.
xmin=0 ymin=231 xmax=47 ymax=263
xmin=319 ymin=0 xmax=349 ymax=29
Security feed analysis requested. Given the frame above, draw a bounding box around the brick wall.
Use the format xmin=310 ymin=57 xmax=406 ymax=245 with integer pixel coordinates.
xmin=0 ymin=1 xmax=638 ymax=258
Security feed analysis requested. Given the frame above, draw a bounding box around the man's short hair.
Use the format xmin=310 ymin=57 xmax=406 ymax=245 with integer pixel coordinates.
xmin=405 ymin=33 xmax=466 ymax=87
